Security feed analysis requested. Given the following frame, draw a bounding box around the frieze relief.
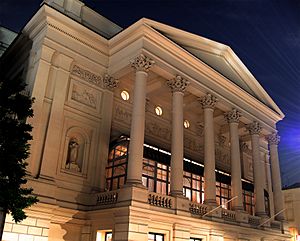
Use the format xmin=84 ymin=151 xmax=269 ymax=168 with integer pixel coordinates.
xmin=145 ymin=120 xmax=171 ymax=141
xmin=71 ymin=65 xmax=102 ymax=87
xmin=114 ymin=105 xmax=132 ymax=125
xmin=215 ymin=145 xmax=230 ymax=172
xmin=71 ymin=83 xmax=98 ymax=108
xmin=184 ymin=135 xmax=203 ymax=154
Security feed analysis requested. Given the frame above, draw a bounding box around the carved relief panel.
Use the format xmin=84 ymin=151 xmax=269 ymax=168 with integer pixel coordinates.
xmin=67 ymin=79 xmax=102 ymax=115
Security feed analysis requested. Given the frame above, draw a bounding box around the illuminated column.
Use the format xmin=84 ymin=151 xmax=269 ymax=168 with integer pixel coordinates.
xmin=126 ymin=54 xmax=154 ymax=186
xmin=248 ymin=121 xmax=266 ymax=217
xmin=167 ymin=75 xmax=189 ymax=196
xmin=266 ymin=132 xmax=285 ymax=221
xmin=199 ymin=93 xmax=218 ymax=205
xmin=224 ymin=109 xmax=243 ymax=211
xmin=98 ymin=75 xmax=119 ymax=190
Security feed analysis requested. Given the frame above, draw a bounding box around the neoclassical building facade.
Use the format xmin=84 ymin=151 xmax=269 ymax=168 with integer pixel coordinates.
xmin=0 ymin=0 xmax=290 ymax=240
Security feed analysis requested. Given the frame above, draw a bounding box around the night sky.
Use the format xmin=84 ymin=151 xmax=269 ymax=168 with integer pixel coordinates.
xmin=1 ymin=0 xmax=300 ymax=187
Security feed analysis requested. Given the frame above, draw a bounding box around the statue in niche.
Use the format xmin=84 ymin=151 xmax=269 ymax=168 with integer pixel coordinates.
xmin=66 ymin=138 xmax=81 ymax=172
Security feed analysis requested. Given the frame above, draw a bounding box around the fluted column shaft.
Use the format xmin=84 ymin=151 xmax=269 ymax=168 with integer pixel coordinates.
xmin=248 ymin=121 xmax=266 ymax=217
xmin=167 ymin=76 xmax=189 ymax=196
xmin=267 ymin=133 xmax=285 ymax=221
xmin=199 ymin=94 xmax=217 ymax=205
xmin=225 ymin=109 xmax=243 ymax=210
xmin=126 ymin=54 xmax=154 ymax=186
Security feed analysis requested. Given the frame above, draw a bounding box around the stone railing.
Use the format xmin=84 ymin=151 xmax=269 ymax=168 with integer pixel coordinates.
xmin=189 ymin=202 xmax=208 ymax=216
xmin=222 ymin=209 xmax=236 ymax=222
xmin=271 ymin=220 xmax=281 ymax=230
xmin=248 ymin=215 xmax=261 ymax=226
xmin=148 ymin=192 xmax=174 ymax=209
xmin=96 ymin=190 xmax=118 ymax=205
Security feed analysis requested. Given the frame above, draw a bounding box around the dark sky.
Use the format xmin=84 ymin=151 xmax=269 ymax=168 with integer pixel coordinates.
xmin=1 ymin=0 xmax=300 ymax=187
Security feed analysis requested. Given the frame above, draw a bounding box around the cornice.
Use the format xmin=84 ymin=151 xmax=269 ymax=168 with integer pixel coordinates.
xmin=109 ymin=23 xmax=283 ymax=126
xmin=23 ymin=5 xmax=109 ymax=56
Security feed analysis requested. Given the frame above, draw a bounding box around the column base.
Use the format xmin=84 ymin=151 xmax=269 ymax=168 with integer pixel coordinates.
xmin=171 ymin=190 xmax=184 ymax=197
xmin=232 ymin=205 xmax=244 ymax=212
xmin=274 ymin=213 xmax=285 ymax=221
xmin=204 ymin=199 xmax=217 ymax=206
xmin=255 ymin=211 xmax=268 ymax=218
xmin=125 ymin=179 xmax=147 ymax=189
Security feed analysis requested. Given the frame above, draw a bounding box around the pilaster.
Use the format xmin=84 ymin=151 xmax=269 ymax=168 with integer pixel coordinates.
xmin=97 ymin=75 xmax=118 ymax=190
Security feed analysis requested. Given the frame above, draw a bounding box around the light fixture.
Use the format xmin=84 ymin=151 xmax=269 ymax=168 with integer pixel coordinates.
xmin=155 ymin=106 xmax=163 ymax=116
xmin=184 ymin=120 xmax=190 ymax=129
xmin=120 ymin=90 xmax=129 ymax=101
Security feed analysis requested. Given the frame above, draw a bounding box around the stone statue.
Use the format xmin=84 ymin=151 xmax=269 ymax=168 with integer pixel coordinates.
xmin=66 ymin=138 xmax=81 ymax=172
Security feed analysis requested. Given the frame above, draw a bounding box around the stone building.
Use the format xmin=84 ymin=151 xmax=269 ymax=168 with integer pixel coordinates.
xmin=283 ymin=184 xmax=300 ymax=241
xmin=0 ymin=0 xmax=290 ymax=240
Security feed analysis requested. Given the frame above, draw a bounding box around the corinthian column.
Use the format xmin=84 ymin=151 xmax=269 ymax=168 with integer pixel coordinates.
xmin=224 ymin=109 xmax=244 ymax=211
xmin=199 ymin=93 xmax=217 ymax=205
xmin=167 ymin=75 xmax=189 ymax=196
xmin=266 ymin=132 xmax=285 ymax=221
xmin=248 ymin=121 xmax=266 ymax=217
xmin=126 ymin=54 xmax=155 ymax=186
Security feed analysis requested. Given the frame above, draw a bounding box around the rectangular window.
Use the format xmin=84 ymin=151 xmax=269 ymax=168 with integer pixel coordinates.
xmin=184 ymin=171 xmax=204 ymax=203
xmin=148 ymin=233 xmax=164 ymax=241
xmin=190 ymin=238 xmax=202 ymax=241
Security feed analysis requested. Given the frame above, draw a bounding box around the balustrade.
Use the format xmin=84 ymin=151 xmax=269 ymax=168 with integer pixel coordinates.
xmin=96 ymin=191 xmax=118 ymax=205
xmin=189 ymin=202 xmax=208 ymax=216
xmin=148 ymin=192 xmax=174 ymax=209
xmin=221 ymin=209 xmax=236 ymax=222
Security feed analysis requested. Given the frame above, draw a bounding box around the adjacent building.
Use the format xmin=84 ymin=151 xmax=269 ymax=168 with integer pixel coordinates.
xmin=0 ymin=0 xmax=290 ymax=240
xmin=283 ymin=183 xmax=300 ymax=241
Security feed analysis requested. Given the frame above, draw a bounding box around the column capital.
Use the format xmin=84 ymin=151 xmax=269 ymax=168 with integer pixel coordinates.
xmin=247 ymin=121 xmax=261 ymax=135
xmin=198 ymin=93 xmax=217 ymax=109
xmin=224 ymin=108 xmax=241 ymax=123
xmin=266 ymin=132 xmax=280 ymax=145
xmin=130 ymin=54 xmax=155 ymax=72
xmin=167 ymin=75 xmax=189 ymax=93
xmin=103 ymin=74 xmax=118 ymax=90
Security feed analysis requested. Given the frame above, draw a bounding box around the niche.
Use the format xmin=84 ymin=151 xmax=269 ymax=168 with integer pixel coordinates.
xmin=63 ymin=127 xmax=89 ymax=174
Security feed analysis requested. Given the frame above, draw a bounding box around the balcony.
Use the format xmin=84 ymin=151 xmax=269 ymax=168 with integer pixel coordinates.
xmin=93 ymin=188 xmax=283 ymax=233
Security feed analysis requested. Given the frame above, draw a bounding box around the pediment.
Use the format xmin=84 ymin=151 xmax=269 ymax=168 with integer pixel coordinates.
xmin=138 ymin=18 xmax=283 ymax=118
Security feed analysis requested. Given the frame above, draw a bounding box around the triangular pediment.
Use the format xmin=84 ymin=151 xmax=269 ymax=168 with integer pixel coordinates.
xmin=139 ymin=18 xmax=283 ymax=117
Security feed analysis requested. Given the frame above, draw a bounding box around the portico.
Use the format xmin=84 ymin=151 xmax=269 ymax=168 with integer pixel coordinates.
xmin=1 ymin=1 xmax=289 ymax=240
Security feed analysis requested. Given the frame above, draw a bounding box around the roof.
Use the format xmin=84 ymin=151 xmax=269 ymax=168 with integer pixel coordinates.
xmin=140 ymin=18 xmax=284 ymax=118
xmin=283 ymin=182 xmax=300 ymax=190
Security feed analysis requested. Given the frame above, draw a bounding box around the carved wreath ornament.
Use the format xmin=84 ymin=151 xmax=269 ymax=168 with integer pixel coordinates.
xmin=103 ymin=74 xmax=118 ymax=90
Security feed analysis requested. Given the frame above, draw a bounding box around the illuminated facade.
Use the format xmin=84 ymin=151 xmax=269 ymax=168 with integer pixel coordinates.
xmin=1 ymin=0 xmax=290 ymax=240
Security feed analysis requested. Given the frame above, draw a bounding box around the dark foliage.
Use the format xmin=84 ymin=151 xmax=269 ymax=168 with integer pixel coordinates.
xmin=0 ymin=77 xmax=38 ymax=222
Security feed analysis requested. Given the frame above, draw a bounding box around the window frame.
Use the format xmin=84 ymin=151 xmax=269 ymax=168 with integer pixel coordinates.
xmin=148 ymin=232 xmax=164 ymax=241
